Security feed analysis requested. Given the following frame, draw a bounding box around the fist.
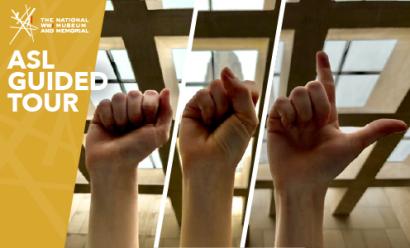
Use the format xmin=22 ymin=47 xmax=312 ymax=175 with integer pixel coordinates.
xmin=179 ymin=68 xmax=259 ymax=175
xmin=86 ymin=89 xmax=172 ymax=177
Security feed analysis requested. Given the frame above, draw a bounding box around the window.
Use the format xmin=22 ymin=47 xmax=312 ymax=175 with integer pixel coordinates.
xmin=387 ymin=129 xmax=410 ymax=162
xmin=324 ymin=39 xmax=397 ymax=108
xmin=172 ymin=49 xmax=258 ymax=106
xmin=150 ymin=0 xmax=274 ymax=10
xmin=139 ymin=149 xmax=163 ymax=169
xmin=200 ymin=0 xmax=267 ymax=11
xmin=272 ymin=42 xmax=285 ymax=102
xmin=92 ymin=49 xmax=137 ymax=106
xmin=105 ymin=0 xmax=114 ymax=11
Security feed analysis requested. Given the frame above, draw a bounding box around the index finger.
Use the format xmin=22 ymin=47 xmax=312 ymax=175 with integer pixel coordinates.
xmin=316 ymin=51 xmax=335 ymax=105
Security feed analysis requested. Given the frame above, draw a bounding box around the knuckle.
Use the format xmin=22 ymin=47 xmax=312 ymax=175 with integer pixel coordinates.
xmin=144 ymin=90 xmax=159 ymax=96
xmin=292 ymin=86 xmax=307 ymax=96
xmin=98 ymin=99 xmax=111 ymax=109
xmin=290 ymin=87 xmax=309 ymax=101
xmin=112 ymin=92 xmax=126 ymax=102
xmin=306 ymin=81 xmax=322 ymax=91
xmin=128 ymin=90 xmax=142 ymax=98
xmin=209 ymin=79 xmax=222 ymax=90
xmin=156 ymin=128 xmax=170 ymax=146
xmin=243 ymin=114 xmax=259 ymax=133
xmin=275 ymin=96 xmax=288 ymax=106
xmin=196 ymin=89 xmax=209 ymax=98
xmin=251 ymin=116 xmax=259 ymax=129
xmin=238 ymin=84 xmax=251 ymax=94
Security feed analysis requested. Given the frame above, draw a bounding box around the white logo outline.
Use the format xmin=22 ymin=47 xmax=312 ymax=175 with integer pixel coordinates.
xmin=9 ymin=5 xmax=38 ymax=45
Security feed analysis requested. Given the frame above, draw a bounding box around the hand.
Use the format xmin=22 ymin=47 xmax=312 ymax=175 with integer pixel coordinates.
xmin=85 ymin=89 xmax=172 ymax=248
xmin=86 ymin=89 xmax=172 ymax=181
xmin=267 ymin=51 xmax=408 ymax=192
xmin=179 ymin=68 xmax=259 ymax=176
xmin=268 ymin=51 xmax=407 ymax=248
xmin=179 ymin=68 xmax=259 ymax=247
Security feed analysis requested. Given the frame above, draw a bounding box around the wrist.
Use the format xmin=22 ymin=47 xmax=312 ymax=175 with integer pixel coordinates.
xmin=274 ymin=187 xmax=326 ymax=248
xmin=182 ymin=160 xmax=235 ymax=193
xmin=181 ymin=162 xmax=235 ymax=247
xmin=89 ymin=164 xmax=138 ymax=197
xmin=272 ymin=172 xmax=329 ymax=197
xmin=182 ymin=161 xmax=235 ymax=214
xmin=275 ymin=186 xmax=326 ymax=210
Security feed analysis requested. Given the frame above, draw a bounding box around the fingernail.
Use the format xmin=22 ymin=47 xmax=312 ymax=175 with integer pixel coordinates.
xmin=318 ymin=51 xmax=330 ymax=68
xmin=162 ymin=88 xmax=170 ymax=97
xmin=128 ymin=90 xmax=141 ymax=98
xmin=224 ymin=67 xmax=235 ymax=79
xmin=145 ymin=90 xmax=158 ymax=96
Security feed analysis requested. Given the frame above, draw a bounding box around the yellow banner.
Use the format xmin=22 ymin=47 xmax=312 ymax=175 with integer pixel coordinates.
xmin=0 ymin=0 xmax=104 ymax=247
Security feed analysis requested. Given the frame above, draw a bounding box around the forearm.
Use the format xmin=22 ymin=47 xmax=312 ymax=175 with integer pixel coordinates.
xmin=180 ymin=164 xmax=235 ymax=247
xmin=87 ymin=167 xmax=138 ymax=248
xmin=274 ymin=186 xmax=326 ymax=248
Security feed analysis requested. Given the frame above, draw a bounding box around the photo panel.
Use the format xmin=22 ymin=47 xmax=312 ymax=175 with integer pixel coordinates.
xmin=65 ymin=1 xmax=194 ymax=247
xmin=246 ymin=1 xmax=410 ymax=247
xmin=156 ymin=0 xmax=284 ymax=247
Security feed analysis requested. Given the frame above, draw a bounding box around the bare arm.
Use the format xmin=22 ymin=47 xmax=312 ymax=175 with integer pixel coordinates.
xmin=86 ymin=89 xmax=172 ymax=248
xmin=88 ymin=168 xmax=138 ymax=248
xmin=179 ymin=68 xmax=259 ymax=247
xmin=274 ymin=186 xmax=326 ymax=247
xmin=181 ymin=163 xmax=235 ymax=246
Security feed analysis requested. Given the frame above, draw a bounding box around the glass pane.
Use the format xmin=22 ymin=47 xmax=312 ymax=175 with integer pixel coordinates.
xmin=139 ymin=149 xmax=163 ymax=169
xmin=91 ymin=83 xmax=122 ymax=106
xmin=151 ymin=149 xmax=163 ymax=168
xmin=234 ymin=51 xmax=258 ymax=80
xmin=95 ymin=50 xmax=116 ymax=80
xmin=211 ymin=50 xmax=258 ymax=81
xmin=405 ymin=129 xmax=410 ymax=138
xmin=323 ymin=40 xmax=347 ymax=72
xmin=336 ymin=75 xmax=378 ymax=107
xmin=173 ymin=49 xmax=258 ymax=83
xmin=198 ymin=0 xmax=211 ymax=10
xmin=110 ymin=49 xmax=136 ymax=81
xmin=179 ymin=85 xmax=204 ymax=108
xmin=342 ymin=40 xmax=397 ymax=72
xmin=172 ymin=48 xmax=188 ymax=81
xmin=139 ymin=156 xmax=153 ymax=169
xmin=183 ymin=51 xmax=212 ymax=83
xmin=105 ymin=0 xmax=114 ymax=11
xmin=274 ymin=42 xmax=285 ymax=74
xmin=123 ymin=83 xmax=139 ymax=92
xmin=271 ymin=75 xmax=280 ymax=105
xmin=162 ymin=0 xmax=196 ymax=9
xmin=388 ymin=140 xmax=410 ymax=162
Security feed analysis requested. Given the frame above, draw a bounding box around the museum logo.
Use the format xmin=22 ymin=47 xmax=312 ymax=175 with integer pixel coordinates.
xmin=9 ymin=5 xmax=38 ymax=45
xmin=9 ymin=4 xmax=89 ymax=45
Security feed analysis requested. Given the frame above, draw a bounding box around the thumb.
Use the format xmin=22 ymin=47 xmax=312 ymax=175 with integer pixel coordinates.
xmin=243 ymin=80 xmax=259 ymax=105
xmin=221 ymin=67 xmax=259 ymax=135
xmin=348 ymin=119 xmax=407 ymax=151
xmin=155 ymin=88 xmax=173 ymax=146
